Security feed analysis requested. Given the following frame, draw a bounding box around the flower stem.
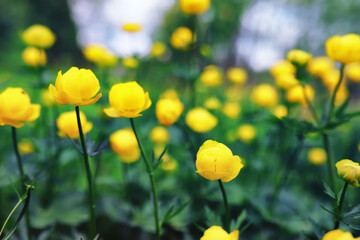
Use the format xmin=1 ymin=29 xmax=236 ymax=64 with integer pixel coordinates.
xmin=218 ymin=180 xmax=230 ymax=232
xmin=75 ymin=106 xmax=96 ymax=239
xmin=130 ymin=118 xmax=160 ymax=240
xmin=334 ymin=182 xmax=348 ymax=229
xmin=322 ymin=133 xmax=336 ymax=192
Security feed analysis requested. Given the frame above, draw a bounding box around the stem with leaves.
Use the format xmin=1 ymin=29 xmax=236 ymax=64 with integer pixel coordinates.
xmin=334 ymin=182 xmax=348 ymax=229
xmin=218 ymin=180 xmax=230 ymax=232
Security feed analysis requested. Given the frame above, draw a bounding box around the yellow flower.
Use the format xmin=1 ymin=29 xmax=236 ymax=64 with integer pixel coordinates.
xmin=160 ymin=89 xmax=179 ymax=99
xmin=307 ymin=56 xmax=335 ymax=77
xmin=286 ymin=85 xmax=315 ymax=105
xmin=346 ymin=63 xmax=360 ymax=83
xmin=150 ymin=42 xmax=167 ymax=57
xmin=161 ymin=154 xmax=178 ymax=172
xmin=186 ymin=108 xmax=217 ymax=133
xmin=0 ymin=87 xmax=41 ymax=128
xmin=122 ymin=23 xmax=142 ymax=33
xmin=322 ymin=229 xmax=359 ymax=240
xmin=222 ymin=102 xmax=241 ymax=119
xmin=22 ymin=24 xmax=56 ymax=49
xmin=109 ymin=128 xmax=140 ymax=163
xmin=226 ymin=67 xmax=248 ymax=85
xmin=22 ymin=47 xmax=47 ymax=67
xmin=334 ymin=86 xmax=349 ymax=106
xmin=336 ymin=159 xmax=360 ymax=187
xmin=270 ymin=60 xmax=296 ymax=78
xmin=321 ymin=68 xmax=341 ymax=90
xmin=204 ymin=97 xmax=221 ymax=110
xmin=180 ymin=0 xmax=210 ymax=15
xmin=41 ymin=89 xmax=55 ymax=107
xmin=156 ymin=98 xmax=184 ymax=126
xmin=200 ymin=65 xmax=223 ymax=87
xmin=287 ymin=49 xmax=312 ymax=65
xmin=104 ymin=81 xmax=151 ymax=118
xmin=237 ymin=124 xmax=256 ymax=143
xmin=49 ymin=67 xmax=102 ymax=106
xmin=251 ymin=84 xmax=279 ymax=108
xmin=201 ymin=226 xmax=239 ymax=240
xmin=274 ymin=74 xmax=299 ymax=90
xmin=150 ymin=126 xmax=170 ymax=144
xmin=308 ymin=148 xmax=327 ymax=165
xmin=56 ymin=111 xmax=92 ymax=139
xmin=122 ymin=57 xmax=139 ymax=69
xmin=326 ymin=34 xmax=360 ymax=64
xmin=170 ymin=27 xmax=194 ymax=49
xmin=83 ymin=44 xmax=118 ymax=67
xmin=273 ymin=105 xmax=288 ymax=119
xmin=18 ymin=139 xmax=35 ymax=155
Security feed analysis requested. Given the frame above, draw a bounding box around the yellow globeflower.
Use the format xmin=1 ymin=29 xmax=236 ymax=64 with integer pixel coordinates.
xmin=273 ymin=105 xmax=288 ymax=119
xmin=83 ymin=44 xmax=118 ymax=67
xmin=274 ymin=74 xmax=299 ymax=90
xmin=287 ymin=49 xmax=312 ymax=65
xmin=307 ymin=56 xmax=335 ymax=77
xmin=18 ymin=139 xmax=35 ymax=155
xmin=226 ymin=67 xmax=248 ymax=85
xmin=325 ymin=34 xmax=360 ymax=64
xmin=321 ymin=68 xmax=340 ymax=90
xmin=308 ymin=148 xmax=327 ymax=165
xmin=180 ymin=0 xmax=210 ymax=15
xmin=222 ymin=102 xmax=241 ymax=119
xmin=156 ymin=98 xmax=184 ymax=126
xmin=237 ymin=124 xmax=256 ymax=143
xmin=0 ymin=87 xmax=41 ymax=128
xmin=104 ymin=81 xmax=151 ymax=118
xmin=122 ymin=57 xmax=139 ymax=69
xmin=196 ymin=140 xmax=243 ymax=182
xmin=200 ymin=65 xmax=223 ymax=87
xmin=150 ymin=42 xmax=167 ymax=57
xmin=270 ymin=60 xmax=296 ymax=78
xmin=251 ymin=84 xmax=279 ymax=108
xmin=170 ymin=27 xmax=194 ymax=49
xmin=22 ymin=47 xmax=47 ymax=67
xmin=201 ymin=226 xmax=239 ymax=240
xmin=346 ymin=63 xmax=360 ymax=82
xmin=322 ymin=229 xmax=359 ymax=240
xmin=186 ymin=108 xmax=217 ymax=133
xmin=286 ymin=85 xmax=315 ymax=105
xmin=122 ymin=23 xmax=142 ymax=33
xmin=204 ymin=97 xmax=221 ymax=110
xmin=336 ymin=159 xmax=360 ymax=187
xmin=161 ymin=154 xmax=178 ymax=172
xmin=56 ymin=111 xmax=92 ymax=139
xmin=22 ymin=24 xmax=56 ymax=49
xmin=110 ymin=128 xmax=140 ymax=163
xmin=49 ymin=67 xmax=102 ymax=106
xmin=41 ymin=89 xmax=55 ymax=107
xmin=150 ymin=126 xmax=170 ymax=145
xmin=160 ymin=89 xmax=179 ymax=99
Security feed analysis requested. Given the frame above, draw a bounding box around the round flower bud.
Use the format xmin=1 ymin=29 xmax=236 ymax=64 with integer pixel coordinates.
xmin=308 ymin=148 xmax=327 ymax=165
xmin=322 ymin=229 xmax=357 ymax=240
xmin=326 ymin=34 xmax=360 ymax=64
xmin=22 ymin=47 xmax=47 ymax=67
xmin=83 ymin=44 xmax=118 ymax=67
xmin=104 ymin=81 xmax=151 ymax=118
xmin=49 ymin=67 xmax=102 ymax=106
xmin=201 ymin=226 xmax=239 ymax=240
xmin=251 ymin=84 xmax=279 ymax=108
xmin=150 ymin=42 xmax=167 ymax=58
xmin=204 ymin=97 xmax=221 ymax=110
xmin=0 ymin=87 xmax=41 ymax=128
xmin=336 ymin=159 xmax=360 ymax=187
xmin=180 ymin=0 xmax=210 ymax=15
xmin=56 ymin=111 xmax=92 ymax=139
xmin=286 ymin=49 xmax=312 ymax=65
xmin=270 ymin=60 xmax=296 ymax=78
xmin=122 ymin=23 xmax=142 ymax=33
xmin=346 ymin=63 xmax=360 ymax=83
xmin=200 ymin=65 xmax=223 ymax=87
xmin=110 ymin=128 xmax=140 ymax=163
xmin=196 ymin=140 xmax=243 ymax=182
xmin=286 ymin=85 xmax=315 ymax=105
xmin=307 ymin=56 xmax=335 ymax=77
xmin=222 ymin=102 xmax=241 ymax=119
xmin=273 ymin=105 xmax=288 ymax=119
xmin=122 ymin=57 xmax=139 ymax=69
xmin=186 ymin=107 xmax=217 ymax=133
xmin=156 ymin=98 xmax=184 ymax=126
xmin=22 ymin=24 xmax=56 ymax=49
xmin=226 ymin=67 xmax=248 ymax=85
xmin=18 ymin=139 xmax=35 ymax=155
xmin=150 ymin=126 xmax=170 ymax=144
xmin=237 ymin=124 xmax=256 ymax=143
xmin=170 ymin=27 xmax=194 ymax=49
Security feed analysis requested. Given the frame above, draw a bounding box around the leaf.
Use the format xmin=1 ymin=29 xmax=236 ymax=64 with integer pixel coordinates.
xmin=281 ymin=117 xmax=318 ymax=133
xmin=153 ymin=147 xmax=167 ymax=170
xmin=230 ymin=210 xmax=247 ymax=232
xmin=335 ymin=97 xmax=350 ymax=118
xmin=160 ymin=201 xmax=189 ymax=226
xmin=320 ymin=204 xmax=335 ymax=216
xmin=322 ymin=180 xmax=336 ymax=201
xmin=89 ymin=139 xmax=109 ymax=157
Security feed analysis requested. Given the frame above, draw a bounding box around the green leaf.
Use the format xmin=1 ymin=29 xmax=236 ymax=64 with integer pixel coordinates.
xmin=320 ymin=204 xmax=335 ymax=216
xmin=334 ymin=97 xmax=350 ymax=118
xmin=281 ymin=117 xmax=318 ymax=133
xmin=160 ymin=201 xmax=189 ymax=226
xmin=322 ymin=180 xmax=336 ymax=201
xmin=230 ymin=210 xmax=247 ymax=232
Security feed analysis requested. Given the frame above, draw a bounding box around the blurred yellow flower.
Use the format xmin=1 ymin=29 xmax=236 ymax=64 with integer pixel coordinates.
xmin=110 ymin=128 xmax=140 ymax=163
xmin=122 ymin=23 xmax=142 ymax=32
xmin=307 ymin=56 xmax=335 ymax=77
xmin=270 ymin=60 xmax=296 ymax=78
xmin=322 ymin=229 xmax=359 ymax=240
xmin=122 ymin=57 xmax=139 ymax=68
xmin=104 ymin=81 xmax=151 ymax=118
xmin=160 ymin=89 xmax=179 ymax=99
xmin=180 ymin=0 xmax=210 ymax=14
xmin=18 ymin=139 xmax=35 ymax=155
xmin=150 ymin=42 xmax=167 ymax=57
xmin=287 ymin=49 xmax=312 ymax=65
xmin=336 ymin=159 xmax=360 ymax=187
xmin=326 ymin=34 xmax=360 ymax=64
xmin=251 ymin=84 xmax=279 ymax=108
xmin=226 ymin=67 xmax=248 ymax=85
xmin=274 ymin=74 xmax=299 ymax=90
xmin=56 ymin=111 xmax=92 ymax=139
xmin=334 ymin=86 xmax=349 ymax=106
xmin=0 ymin=87 xmax=41 ymax=128
xmin=308 ymin=148 xmax=327 ymax=165
xmin=237 ymin=124 xmax=256 ymax=143
xmin=204 ymin=97 xmax=221 ymax=110
xmin=83 ymin=44 xmax=118 ymax=67
xmin=22 ymin=47 xmax=47 ymax=67
xmin=201 ymin=226 xmax=239 ymax=240
xmin=156 ymin=97 xmax=184 ymax=126
xmin=150 ymin=126 xmax=170 ymax=145
xmin=170 ymin=27 xmax=194 ymax=49
xmin=200 ymin=65 xmax=223 ymax=87
xmin=346 ymin=63 xmax=360 ymax=82
xmin=196 ymin=140 xmax=243 ymax=182
xmin=222 ymin=102 xmax=241 ymax=119
xmin=161 ymin=154 xmax=178 ymax=172
xmin=286 ymin=85 xmax=315 ymax=105
xmin=22 ymin=24 xmax=56 ymax=49
xmin=41 ymin=89 xmax=55 ymax=107
xmin=321 ymin=68 xmax=340 ymax=90
xmin=273 ymin=105 xmax=288 ymax=119
xmin=49 ymin=67 xmax=102 ymax=106
xmin=186 ymin=108 xmax=217 ymax=133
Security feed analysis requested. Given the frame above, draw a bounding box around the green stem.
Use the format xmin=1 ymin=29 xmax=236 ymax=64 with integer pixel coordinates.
xmin=75 ymin=106 xmax=96 ymax=239
xmin=334 ymin=182 xmax=348 ymax=229
xmin=0 ymin=196 xmax=23 ymax=237
xmin=302 ymin=84 xmax=320 ymax=126
xmin=130 ymin=118 xmax=160 ymax=240
xmin=218 ymin=180 xmax=230 ymax=232
xmin=322 ymin=133 xmax=336 ymax=192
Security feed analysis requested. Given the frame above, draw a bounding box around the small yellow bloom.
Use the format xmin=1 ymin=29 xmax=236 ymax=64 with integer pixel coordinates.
xmin=273 ymin=105 xmax=288 ymax=119
xmin=200 ymin=65 xmax=223 ymax=87
xmin=334 ymin=86 xmax=349 ymax=106
xmin=180 ymin=0 xmax=210 ymax=15
xmin=22 ymin=24 xmax=56 ymax=49
xmin=274 ymin=74 xmax=299 ymax=90
xmin=161 ymin=154 xmax=178 ymax=172
xmin=83 ymin=44 xmax=118 ymax=67
xmin=237 ymin=124 xmax=256 ymax=143
xmin=160 ymin=89 xmax=179 ymax=99
xmin=326 ymin=34 xmax=360 ymax=64
xmin=150 ymin=126 xmax=170 ymax=144
xmin=270 ymin=60 xmax=296 ymax=78
xmin=122 ymin=57 xmax=139 ymax=69
xmin=110 ymin=128 xmax=140 ymax=163
xmin=251 ymin=84 xmax=279 ymax=108
xmin=322 ymin=229 xmax=359 ymax=240
xmin=222 ymin=102 xmax=241 ymax=119
xmin=0 ymin=87 xmax=41 ymax=128
xmin=287 ymin=49 xmax=312 ymax=65
xmin=150 ymin=42 xmax=167 ymax=57
xmin=204 ymin=97 xmax=221 ymax=110
xmin=186 ymin=108 xmax=217 ymax=133
xmin=122 ymin=23 xmax=142 ymax=33
xmin=226 ymin=67 xmax=248 ymax=85
xmin=336 ymin=159 xmax=360 ymax=187
xmin=56 ymin=111 xmax=92 ymax=139
xmin=18 ymin=139 xmax=35 ymax=155
xmin=170 ymin=27 xmax=194 ymax=49
xmin=49 ymin=67 xmax=102 ymax=106
xmin=156 ymin=98 xmax=184 ymax=126
xmin=41 ymin=89 xmax=55 ymax=107
xmin=104 ymin=81 xmax=151 ymax=118
xmin=307 ymin=56 xmax=335 ymax=77
xmin=22 ymin=47 xmax=47 ymax=67
xmin=346 ymin=63 xmax=360 ymax=83
xmin=201 ymin=226 xmax=239 ymax=240
xmin=308 ymin=148 xmax=327 ymax=165
xmin=286 ymin=85 xmax=315 ymax=105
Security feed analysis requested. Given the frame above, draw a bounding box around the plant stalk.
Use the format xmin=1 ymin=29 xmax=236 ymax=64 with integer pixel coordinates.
xmin=334 ymin=182 xmax=348 ymax=229
xmin=218 ymin=180 xmax=230 ymax=232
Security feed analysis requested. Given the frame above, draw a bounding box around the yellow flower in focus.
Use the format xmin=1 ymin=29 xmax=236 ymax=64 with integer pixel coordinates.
xmin=308 ymin=148 xmax=327 ymax=165
xmin=122 ymin=23 xmax=142 ymax=32
xmin=346 ymin=63 xmax=360 ymax=82
xmin=204 ymin=97 xmax=221 ymax=110
xmin=251 ymin=84 xmax=279 ymax=108
xmin=22 ymin=24 xmax=56 ymax=49
xmin=200 ymin=226 xmax=239 ymax=240
xmin=270 ymin=60 xmax=296 ymax=78
xmin=222 ymin=102 xmax=241 ymax=119
xmin=186 ymin=107 xmax=217 ymax=133
xmin=104 ymin=81 xmax=151 ymax=118
xmin=286 ymin=85 xmax=315 ymax=105
xmin=307 ymin=56 xmax=335 ymax=77
xmin=56 ymin=111 xmax=92 ymax=139
xmin=18 ymin=139 xmax=35 ymax=155
xmin=287 ymin=49 xmax=312 ymax=65
xmin=180 ymin=0 xmax=210 ymax=15
xmin=274 ymin=74 xmax=299 ymax=90
xmin=109 ymin=128 xmax=140 ymax=163
xmin=83 ymin=44 xmax=118 ymax=67
xmin=322 ymin=229 xmax=359 ymax=240
xmin=196 ymin=140 xmax=243 ymax=182
xmin=156 ymin=97 xmax=184 ymax=126
xmin=150 ymin=42 xmax=167 ymax=57
xmin=41 ymin=89 xmax=55 ymax=107
xmin=336 ymin=159 xmax=360 ymax=187
xmin=200 ymin=65 xmax=223 ymax=87
xmin=22 ymin=47 xmax=47 ymax=67
xmin=226 ymin=67 xmax=248 ymax=85
xmin=150 ymin=126 xmax=170 ymax=145
xmin=0 ymin=87 xmax=41 ymax=128
xmin=161 ymin=154 xmax=178 ymax=172
xmin=237 ymin=124 xmax=256 ymax=143
xmin=49 ymin=67 xmax=102 ymax=106
xmin=326 ymin=34 xmax=360 ymax=64
xmin=170 ymin=27 xmax=194 ymax=49
xmin=273 ymin=105 xmax=288 ymax=119
xmin=122 ymin=57 xmax=139 ymax=69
